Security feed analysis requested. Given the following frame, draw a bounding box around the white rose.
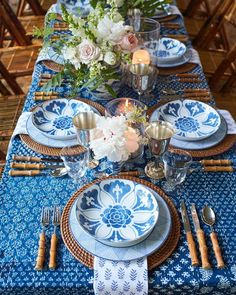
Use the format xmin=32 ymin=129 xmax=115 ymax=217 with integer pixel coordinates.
xmin=62 ymin=46 xmax=81 ymax=69
xmin=110 ymin=21 xmax=127 ymax=43
xmin=78 ymin=39 xmax=101 ymax=64
xmin=104 ymin=52 xmax=117 ymax=65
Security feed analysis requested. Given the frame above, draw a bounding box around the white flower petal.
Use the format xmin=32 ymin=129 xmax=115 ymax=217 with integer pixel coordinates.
xmin=95 ymin=223 xmax=112 ymax=239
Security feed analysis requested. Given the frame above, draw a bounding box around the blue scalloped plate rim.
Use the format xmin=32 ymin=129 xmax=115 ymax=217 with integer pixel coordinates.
xmin=68 ymin=180 xmax=172 ymax=261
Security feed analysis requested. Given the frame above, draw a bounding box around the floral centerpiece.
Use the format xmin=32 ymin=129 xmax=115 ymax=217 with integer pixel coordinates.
xmin=41 ymin=3 xmax=139 ymax=97
xmin=89 ymin=115 xmax=140 ymax=162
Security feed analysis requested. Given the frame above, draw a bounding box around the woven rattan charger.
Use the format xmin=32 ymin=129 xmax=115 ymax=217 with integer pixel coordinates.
xmin=20 ymin=98 xmax=105 ymax=157
xmin=147 ymin=100 xmax=236 ymax=158
xmin=61 ymin=175 xmax=181 ymax=271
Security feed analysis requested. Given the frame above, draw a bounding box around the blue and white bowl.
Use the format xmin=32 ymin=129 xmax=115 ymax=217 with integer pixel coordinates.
xmin=76 ymin=179 xmax=159 ymax=247
xmin=153 ymin=100 xmax=221 ymax=141
xmin=157 ymin=38 xmax=186 ymax=63
xmin=32 ymin=98 xmax=98 ymax=140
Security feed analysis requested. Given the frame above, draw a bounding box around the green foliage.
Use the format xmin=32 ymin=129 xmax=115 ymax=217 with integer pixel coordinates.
xmin=33 ymin=26 xmax=54 ymax=39
xmin=41 ymin=72 xmax=63 ymax=91
xmin=90 ymin=0 xmax=172 ymax=17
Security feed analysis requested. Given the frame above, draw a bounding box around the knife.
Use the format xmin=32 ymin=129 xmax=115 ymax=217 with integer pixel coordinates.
xmin=12 ymin=155 xmax=63 ymax=163
xmin=191 ymin=204 xmax=211 ymax=269
xmin=10 ymin=163 xmax=63 ymax=170
xmin=180 ymin=201 xmax=199 ymax=266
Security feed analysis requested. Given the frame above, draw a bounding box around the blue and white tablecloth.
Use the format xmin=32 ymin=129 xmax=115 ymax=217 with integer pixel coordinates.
xmin=0 ymin=3 xmax=236 ymax=295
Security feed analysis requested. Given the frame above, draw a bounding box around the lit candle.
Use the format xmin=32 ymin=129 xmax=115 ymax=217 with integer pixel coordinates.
xmin=132 ymin=49 xmax=151 ymax=65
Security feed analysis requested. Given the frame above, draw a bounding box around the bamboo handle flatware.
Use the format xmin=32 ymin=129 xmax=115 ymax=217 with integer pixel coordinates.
xmin=35 ymin=207 xmax=50 ymax=271
xmin=202 ymin=205 xmax=225 ymax=269
xmin=210 ymin=232 xmax=225 ymax=268
xmin=9 ymin=170 xmax=42 ymax=176
xmin=196 ymin=228 xmax=211 ymax=269
xmin=12 ymin=155 xmax=63 ymax=163
xmin=200 ymin=159 xmax=231 ymax=166
xmin=175 ymin=73 xmax=199 ymax=78
xmin=10 ymin=162 xmax=63 ymax=170
xmin=49 ymin=207 xmax=61 ymax=270
xmin=203 ymin=166 xmax=234 ymax=172
xmin=180 ymin=201 xmax=199 ymax=266
xmin=191 ymin=204 xmax=211 ymax=269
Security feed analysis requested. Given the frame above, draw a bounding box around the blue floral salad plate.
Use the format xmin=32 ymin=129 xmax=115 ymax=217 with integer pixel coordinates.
xmin=157 ymin=38 xmax=186 ymax=63
xmin=32 ymin=98 xmax=99 ymax=140
xmin=151 ymin=99 xmax=221 ymax=141
xmin=76 ymin=179 xmax=159 ymax=247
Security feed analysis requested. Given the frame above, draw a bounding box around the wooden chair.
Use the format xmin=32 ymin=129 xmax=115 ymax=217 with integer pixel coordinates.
xmin=192 ymin=0 xmax=234 ymax=50
xmin=16 ymin=0 xmax=45 ymax=17
xmin=0 ymin=0 xmax=45 ymax=48
xmin=208 ymin=44 xmax=236 ymax=92
xmin=0 ymin=44 xmax=41 ymax=78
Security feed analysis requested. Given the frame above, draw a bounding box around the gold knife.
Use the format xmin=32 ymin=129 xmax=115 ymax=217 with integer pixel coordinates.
xmin=180 ymin=201 xmax=199 ymax=266
xmin=191 ymin=204 xmax=211 ymax=269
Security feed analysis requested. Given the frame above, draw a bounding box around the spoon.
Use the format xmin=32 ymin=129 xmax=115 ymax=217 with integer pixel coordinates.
xmin=50 ymin=167 xmax=68 ymax=177
xmin=202 ymin=205 xmax=225 ymax=269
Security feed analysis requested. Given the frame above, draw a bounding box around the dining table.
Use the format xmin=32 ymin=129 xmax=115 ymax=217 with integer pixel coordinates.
xmin=0 ymin=1 xmax=236 ymax=295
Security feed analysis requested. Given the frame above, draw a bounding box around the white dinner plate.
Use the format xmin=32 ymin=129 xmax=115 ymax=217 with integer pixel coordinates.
xmin=69 ymin=184 xmax=172 ymax=261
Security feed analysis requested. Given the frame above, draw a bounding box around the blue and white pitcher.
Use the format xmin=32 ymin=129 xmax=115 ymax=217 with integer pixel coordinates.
xmin=57 ymin=0 xmax=91 ymax=17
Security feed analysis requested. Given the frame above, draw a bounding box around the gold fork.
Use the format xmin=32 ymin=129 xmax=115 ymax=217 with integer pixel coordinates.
xmin=49 ymin=206 xmax=61 ymax=270
xmin=35 ymin=207 xmax=50 ymax=271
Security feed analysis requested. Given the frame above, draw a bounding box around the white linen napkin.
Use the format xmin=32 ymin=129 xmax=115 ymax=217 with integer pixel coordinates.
xmin=218 ymin=109 xmax=236 ymax=134
xmin=94 ymin=257 xmax=148 ymax=295
xmin=168 ymin=5 xmax=183 ymax=17
xmin=189 ymin=48 xmax=202 ymax=66
xmin=6 ymin=112 xmax=31 ymax=161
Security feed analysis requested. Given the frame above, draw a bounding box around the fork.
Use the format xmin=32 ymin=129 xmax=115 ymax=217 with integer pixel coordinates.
xmin=35 ymin=207 xmax=50 ymax=271
xmin=49 ymin=206 xmax=61 ymax=270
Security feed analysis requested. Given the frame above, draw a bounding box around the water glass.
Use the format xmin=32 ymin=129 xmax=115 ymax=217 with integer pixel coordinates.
xmin=60 ymin=146 xmax=89 ymax=182
xmin=127 ymin=17 xmax=160 ymax=65
xmin=163 ymin=149 xmax=192 ymax=191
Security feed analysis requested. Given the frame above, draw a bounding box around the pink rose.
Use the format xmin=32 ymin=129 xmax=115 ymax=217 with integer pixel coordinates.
xmin=119 ymin=33 xmax=138 ymax=51
xmin=78 ymin=39 xmax=101 ymax=65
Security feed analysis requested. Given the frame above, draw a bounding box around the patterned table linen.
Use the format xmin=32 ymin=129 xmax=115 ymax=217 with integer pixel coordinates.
xmin=0 ymin=4 xmax=236 ymax=295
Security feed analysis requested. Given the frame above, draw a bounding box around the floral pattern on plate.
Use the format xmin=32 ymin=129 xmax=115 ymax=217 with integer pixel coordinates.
xmin=155 ymin=99 xmax=221 ymax=141
xmin=157 ymin=38 xmax=186 ymax=62
xmin=76 ymin=179 xmax=159 ymax=247
xmin=32 ymin=98 xmax=98 ymax=140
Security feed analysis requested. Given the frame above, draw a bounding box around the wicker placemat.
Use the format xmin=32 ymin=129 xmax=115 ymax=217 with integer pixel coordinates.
xmin=158 ymin=63 xmax=196 ymax=76
xmin=61 ymin=175 xmax=181 ymax=270
xmin=20 ymin=98 xmax=105 ymax=157
xmin=42 ymin=60 xmax=64 ymax=72
xmin=147 ymin=101 xmax=236 ymax=158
